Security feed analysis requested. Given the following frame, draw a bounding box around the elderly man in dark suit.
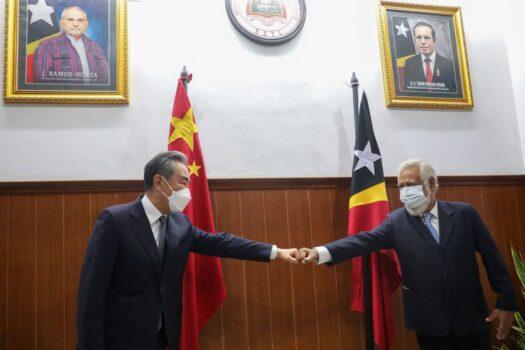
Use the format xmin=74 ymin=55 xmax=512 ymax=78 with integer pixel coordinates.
xmin=403 ymin=22 xmax=457 ymax=93
xmin=299 ymin=159 xmax=517 ymax=350
xmin=77 ymin=151 xmax=299 ymax=350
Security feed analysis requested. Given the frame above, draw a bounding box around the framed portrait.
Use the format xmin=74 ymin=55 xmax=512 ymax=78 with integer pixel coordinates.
xmin=4 ymin=0 xmax=128 ymax=104
xmin=378 ymin=1 xmax=472 ymax=109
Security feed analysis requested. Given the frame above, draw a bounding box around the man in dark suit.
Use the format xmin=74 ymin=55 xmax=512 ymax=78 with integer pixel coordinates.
xmin=299 ymin=159 xmax=517 ymax=350
xmin=77 ymin=151 xmax=299 ymax=350
xmin=403 ymin=22 xmax=457 ymax=93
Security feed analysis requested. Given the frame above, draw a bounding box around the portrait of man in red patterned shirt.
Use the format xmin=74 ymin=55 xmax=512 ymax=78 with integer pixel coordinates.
xmin=34 ymin=6 xmax=109 ymax=84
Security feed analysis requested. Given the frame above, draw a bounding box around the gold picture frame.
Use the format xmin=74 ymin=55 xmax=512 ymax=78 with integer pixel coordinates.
xmin=4 ymin=0 xmax=128 ymax=104
xmin=378 ymin=1 xmax=472 ymax=109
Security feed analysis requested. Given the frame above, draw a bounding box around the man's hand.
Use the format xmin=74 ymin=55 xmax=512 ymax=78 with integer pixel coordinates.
xmin=486 ymin=308 xmax=515 ymax=340
xmin=299 ymin=247 xmax=319 ymax=264
xmin=276 ymin=248 xmax=299 ymax=264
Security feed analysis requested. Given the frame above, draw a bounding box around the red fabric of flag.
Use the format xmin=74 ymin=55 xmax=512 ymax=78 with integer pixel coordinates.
xmin=168 ymin=78 xmax=226 ymax=350
xmin=349 ymin=202 xmax=402 ymax=350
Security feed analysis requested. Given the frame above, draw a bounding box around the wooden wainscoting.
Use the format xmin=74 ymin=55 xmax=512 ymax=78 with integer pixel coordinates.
xmin=0 ymin=176 xmax=524 ymax=350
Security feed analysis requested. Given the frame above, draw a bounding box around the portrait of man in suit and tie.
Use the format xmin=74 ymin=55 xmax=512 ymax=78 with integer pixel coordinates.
xmin=403 ymin=22 xmax=457 ymax=94
xmin=379 ymin=3 xmax=473 ymax=108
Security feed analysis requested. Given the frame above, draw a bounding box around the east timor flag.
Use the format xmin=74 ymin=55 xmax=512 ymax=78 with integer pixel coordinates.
xmin=168 ymin=77 xmax=226 ymax=350
xmin=26 ymin=0 xmax=61 ymax=83
xmin=348 ymin=92 xmax=402 ymax=350
xmin=392 ymin=16 xmax=416 ymax=90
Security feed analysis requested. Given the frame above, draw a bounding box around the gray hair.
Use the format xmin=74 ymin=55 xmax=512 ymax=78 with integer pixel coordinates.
xmin=144 ymin=151 xmax=188 ymax=190
xmin=60 ymin=6 xmax=87 ymax=21
xmin=397 ymin=159 xmax=439 ymax=189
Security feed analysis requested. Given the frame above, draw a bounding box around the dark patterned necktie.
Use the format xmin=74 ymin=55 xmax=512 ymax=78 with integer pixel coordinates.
xmin=158 ymin=216 xmax=167 ymax=259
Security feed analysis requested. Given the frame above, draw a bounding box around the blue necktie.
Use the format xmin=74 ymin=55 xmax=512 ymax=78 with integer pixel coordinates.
xmin=158 ymin=216 xmax=167 ymax=260
xmin=421 ymin=212 xmax=440 ymax=244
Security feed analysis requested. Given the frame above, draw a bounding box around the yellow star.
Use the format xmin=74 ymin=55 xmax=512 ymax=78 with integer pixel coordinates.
xmin=169 ymin=108 xmax=198 ymax=150
xmin=188 ymin=161 xmax=201 ymax=177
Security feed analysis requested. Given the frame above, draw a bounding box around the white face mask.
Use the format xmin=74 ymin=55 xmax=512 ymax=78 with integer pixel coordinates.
xmin=399 ymin=184 xmax=431 ymax=216
xmin=161 ymin=177 xmax=192 ymax=213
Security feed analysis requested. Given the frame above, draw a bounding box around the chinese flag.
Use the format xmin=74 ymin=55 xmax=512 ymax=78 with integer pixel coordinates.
xmin=168 ymin=77 xmax=226 ymax=350
xmin=348 ymin=92 xmax=402 ymax=350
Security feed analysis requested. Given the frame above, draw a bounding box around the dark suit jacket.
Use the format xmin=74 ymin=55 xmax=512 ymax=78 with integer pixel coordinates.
xmin=77 ymin=198 xmax=272 ymax=350
xmin=325 ymin=201 xmax=517 ymax=336
xmin=404 ymin=53 xmax=457 ymax=93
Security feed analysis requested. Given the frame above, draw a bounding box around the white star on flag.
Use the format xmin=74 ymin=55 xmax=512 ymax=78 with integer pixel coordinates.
xmin=28 ymin=0 xmax=55 ymax=26
xmin=395 ymin=21 xmax=409 ymax=37
xmin=354 ymin=141 xmax=381 ymax=175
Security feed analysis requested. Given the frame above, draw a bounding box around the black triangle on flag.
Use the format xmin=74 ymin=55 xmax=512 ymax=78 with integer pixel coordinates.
xmin=392 ymin=16 xmax=416 ymax=59
xmin=27 ymin=0 xmax=60 ymax=44
xmin=351 ymin=92 xmax=385 ymax=196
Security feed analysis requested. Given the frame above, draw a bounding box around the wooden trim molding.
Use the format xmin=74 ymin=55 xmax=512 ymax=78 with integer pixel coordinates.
xmin=0 ymin=180 xmax=145 ymax=195
xmin=210 ymin=175 xmax=525 ymax=190
xmin=0 ymin=175 xmax=524 ymax=195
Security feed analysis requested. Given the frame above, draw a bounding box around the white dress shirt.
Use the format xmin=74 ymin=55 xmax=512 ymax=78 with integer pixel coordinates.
xmin=141 ymin=194 xmax=165 ymax=247
xmin=420 ymin=51 xmax=437 ymax=76
xmin=315 ymin=201 xmax=440 ymax=265
xmin=66 ymin=34 xmax=91 ymax=80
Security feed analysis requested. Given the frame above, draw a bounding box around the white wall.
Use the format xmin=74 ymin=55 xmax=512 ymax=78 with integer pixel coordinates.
xmin=503 ymin=5 xmax=525 ymax=168
xmin=1 ymin=0 xmax=524 ymax=181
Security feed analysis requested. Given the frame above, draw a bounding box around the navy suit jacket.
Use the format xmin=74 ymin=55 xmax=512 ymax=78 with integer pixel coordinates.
xmin=404 ymin=53 xmax=457 ymax=93
xmin=325 ymin=201 xmax=517 ymax=336
xmin=77 ymin=198 xmax=272 ymax=350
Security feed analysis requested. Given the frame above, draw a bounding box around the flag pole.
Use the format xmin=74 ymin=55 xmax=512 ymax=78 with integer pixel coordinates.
xmin=350 ymin=73 xmax=374 ymax=350
xmin=180 ymin=65 xmax=192 ymax=90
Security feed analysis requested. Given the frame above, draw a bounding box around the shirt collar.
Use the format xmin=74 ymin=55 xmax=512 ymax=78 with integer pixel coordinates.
xmin=66 ymin=34 xmax=84 ymax=44
xmin=141 ymin=194 xmax=164 ymax=225
xmin=420 ymin=200 xmax=439 ymax=219
xmin=421 ymin=50 xmax=437 ymax=63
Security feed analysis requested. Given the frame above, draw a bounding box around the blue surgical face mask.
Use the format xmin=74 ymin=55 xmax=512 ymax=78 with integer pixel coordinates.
xmin=400 ymin=185 xmax=426 ymax=208
xmin=399 ymin=185 xmax=431 ymax=215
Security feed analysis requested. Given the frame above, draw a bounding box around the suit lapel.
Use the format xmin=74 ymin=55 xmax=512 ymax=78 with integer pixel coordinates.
xmin=437 ymin=201 xmax=455 ymax=247
xmin=416 ymin=54 xmax=426 ymax=81
xmin=129 ymin=199 xmax=162 ymax=277
xmin=433 ymin=54 xmax=442 ymax=80
xmin=407 ymin=210 xmax=440 ymax=248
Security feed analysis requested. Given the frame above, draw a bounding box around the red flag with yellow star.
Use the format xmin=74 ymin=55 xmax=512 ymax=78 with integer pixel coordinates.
xmin=168 ymin=77 xmax=226 ymax=350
